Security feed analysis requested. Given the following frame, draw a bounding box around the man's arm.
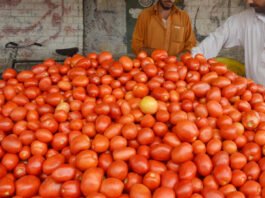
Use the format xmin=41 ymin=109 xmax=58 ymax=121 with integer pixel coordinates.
xmin=132 ymin=12 xmax=147 ymax=55
xmin=183 ymin=14 xmax=197 ymax=52
xmin=191 ymin=15 xmax=243 ymax=59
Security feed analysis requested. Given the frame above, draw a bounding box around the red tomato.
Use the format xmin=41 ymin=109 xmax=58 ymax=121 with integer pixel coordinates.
xmin=107 ymin=160 xmax=128 ymax=180
xmin=51 ymin=164 xmax=76 ymax=182
xmin=173 ymin=120 xmax=199 ymax=142
xmin=100 ymin=178 xmax=124 ymax=198
xmin=143 ymin=171 xmax=160 ymax=190
xmin=179 ymin=160 xmax=197 ymax=180
xmin=2 ymin=153 xmax=19 ymax=171
xmin=240 ymin=180 xmax=261 ymax=196
xmin=39 ymin=177 xmax=61 ymax=198
xmin=231 ymin=170 xmax=247 ymax=187
xmin=243 ymin=161 xmax=260 ymax=181
xmin=206 ymin=100 xmax=223 ymax=118
xmin=161 ymin=170 xmax=178 ymax=188
xmin=75 ymin=150 xmax=98 ymax=171
xmin=124 ymin=172 xmax=142 ymax=192
xmin=129 ymin=155 xmax=149 ymax=175
xmin=81 ymin=167 xmax=104 ymax=196
xmin=119 ymin=56 xmax=133 ymax=71
xmin=0 ymin=175 xmax=15 ymax=197
xmin=113 ymin=147 xmax=136 ymax=161
xmin=194 ymin=153 xmax=213 ymax=177
xmin=61 ymin=180 xmax=81 ymax=198
xmin=15 ymin=175 xmax=40 ymax=197
xmin=175 ymin=180 xmax=193 ymax=198
xmin=151 ymin=49 xmax=168 ymax=61
xmin=26 ymin=155 xmax=44 ymax=175
xmin=213 ymin=164 xmax=232 ymax=186
xmin=171 ymin=142 xmax=193 ymax=163
xmin=1 ymin=134 xmax=22 ymax=154
xmin=153 ymin=187 xmax=175 ymax=198
xmin=150 ymin=143 xmax=172 ymax=161
xmin=129 ymin=183 xmax=151 ymax=198
xmin=70 ymin=134 xmax=91 ymax=154
xmin=201 ymin=188 xmax=224 ymax=198
xmin=242 ymin=110 xmax=260 ymax=130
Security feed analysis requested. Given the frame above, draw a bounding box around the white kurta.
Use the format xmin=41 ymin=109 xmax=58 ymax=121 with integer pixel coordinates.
xmin=191 ymin=8 xmax=265 ymax=86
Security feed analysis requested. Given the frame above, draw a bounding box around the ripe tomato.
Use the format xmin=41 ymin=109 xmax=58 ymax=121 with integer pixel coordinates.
xmin=51 ymin=164 xmax=76 ymax=182
xmin=70 ymin=134 xmax=91 ymax=154
xmin=179 ymin=160 xmax=197 ymax=180
xmin=81 ymin=167 xmax=104 ymax=196
xmin=112 ymin=147 xmax=136 ymax=161
xmin=0 ymin=175 xmax=15 ymax=197
xmin=61 ymin=180 xmax=81 ymax=198
xmin=39 ymin=177 xmax=61 ymax=198
xmin=173 ymin=120 xmax=199 ymax=142
xmin=201 ymin=188 xmax=224 ymax=198
xmin=26 ymin=155 xmax=44 ymax=175
xmin=1 ymin=134 xmax=22 ymax=154
xmin=15 ymin=175 xmax=40 ymax=197
xmin=75 ymin=150 xmax=98 ymax=171
xmin=194 ymin=153 xmax=213 ymax=177
xmin=107 ymin=160 xmax=128 ymax=180
xmin=2 ymin=153 xmax=19 ymax=171
xmin=231 ymin=170 xmax=247 ymax=187
xmin=240 ymin=180 xmax=261 ymax=196
xmin=100 ymin=178 xmax=124 ymax=198
xmin=143 ymin=171 xmax=160 ymax=190
xmin=129 ymin=155 xmax=149 ymax=175
xmin=171 ymin=142 xmax=193 ymax=163
xmin=213 ymin=164 xmax=232 ymax=186
xmin=150 ymin=143 xmax=172 ymax=161
xmin=153 ymin=187 xmax=175 ymax=198
xmin=124 ymin=172 xmax=142 ymax=192
xmin=129 ymin=183 xmax=151 ymax=198
xmin=206 ymin=100 xmax=223 ymax=118
xmin=175 ymin=180 xmax=193 ymax=198
xmin=242 ymin=110 xmax=260 ymax=130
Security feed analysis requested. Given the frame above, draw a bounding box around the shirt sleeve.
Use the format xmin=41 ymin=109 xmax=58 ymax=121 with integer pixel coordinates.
xmin=191 ymin=15 xmax=243 ymax=59
xmin=183 ymin=14 xmax=197 ymax=51
xmin=131 ymin=12 xmax=147 ymax=55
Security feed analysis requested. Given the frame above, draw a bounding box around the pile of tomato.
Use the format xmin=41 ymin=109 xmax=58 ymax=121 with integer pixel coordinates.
xmin=0 ymin=49 xmax=265 ymax=198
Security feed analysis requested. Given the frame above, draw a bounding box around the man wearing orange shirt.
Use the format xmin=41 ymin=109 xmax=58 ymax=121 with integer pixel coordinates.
xmin=132 ymin=0 xmax=196 ymax=56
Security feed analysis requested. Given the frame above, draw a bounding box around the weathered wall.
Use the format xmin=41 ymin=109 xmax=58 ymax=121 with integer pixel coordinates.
xmin=84 ymin=0 xmax=245 ymax=61
xmin=83 ymin=0 xmax=127 ymax=57
xmin=0 ymin=0 xmax=83 ymax=70
xmin=0 ymin=0 xmax=245 ymax=71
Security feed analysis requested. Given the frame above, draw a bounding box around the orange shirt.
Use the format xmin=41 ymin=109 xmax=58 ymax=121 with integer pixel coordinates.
xmin=132 ymin=3 xmax=196 ymax=56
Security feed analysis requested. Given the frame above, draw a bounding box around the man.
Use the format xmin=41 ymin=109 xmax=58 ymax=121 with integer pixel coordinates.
xmin=132 ymin=0 xmax=196 ymax=56
xmin=192 ymin=0 xmax=265 ymax=86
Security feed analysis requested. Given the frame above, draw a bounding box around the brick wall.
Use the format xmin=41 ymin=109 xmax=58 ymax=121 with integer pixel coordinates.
xmin=0 ymin=0 xmax=83 ymax=71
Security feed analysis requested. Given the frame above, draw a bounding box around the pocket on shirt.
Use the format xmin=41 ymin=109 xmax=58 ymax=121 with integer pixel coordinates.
xmin=171 ymin=25 xmax=185 ymax=42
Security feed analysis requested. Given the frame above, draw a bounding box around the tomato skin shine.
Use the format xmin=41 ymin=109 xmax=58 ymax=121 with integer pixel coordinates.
xmin=1 ymin=49 xmax=265 ymax=197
